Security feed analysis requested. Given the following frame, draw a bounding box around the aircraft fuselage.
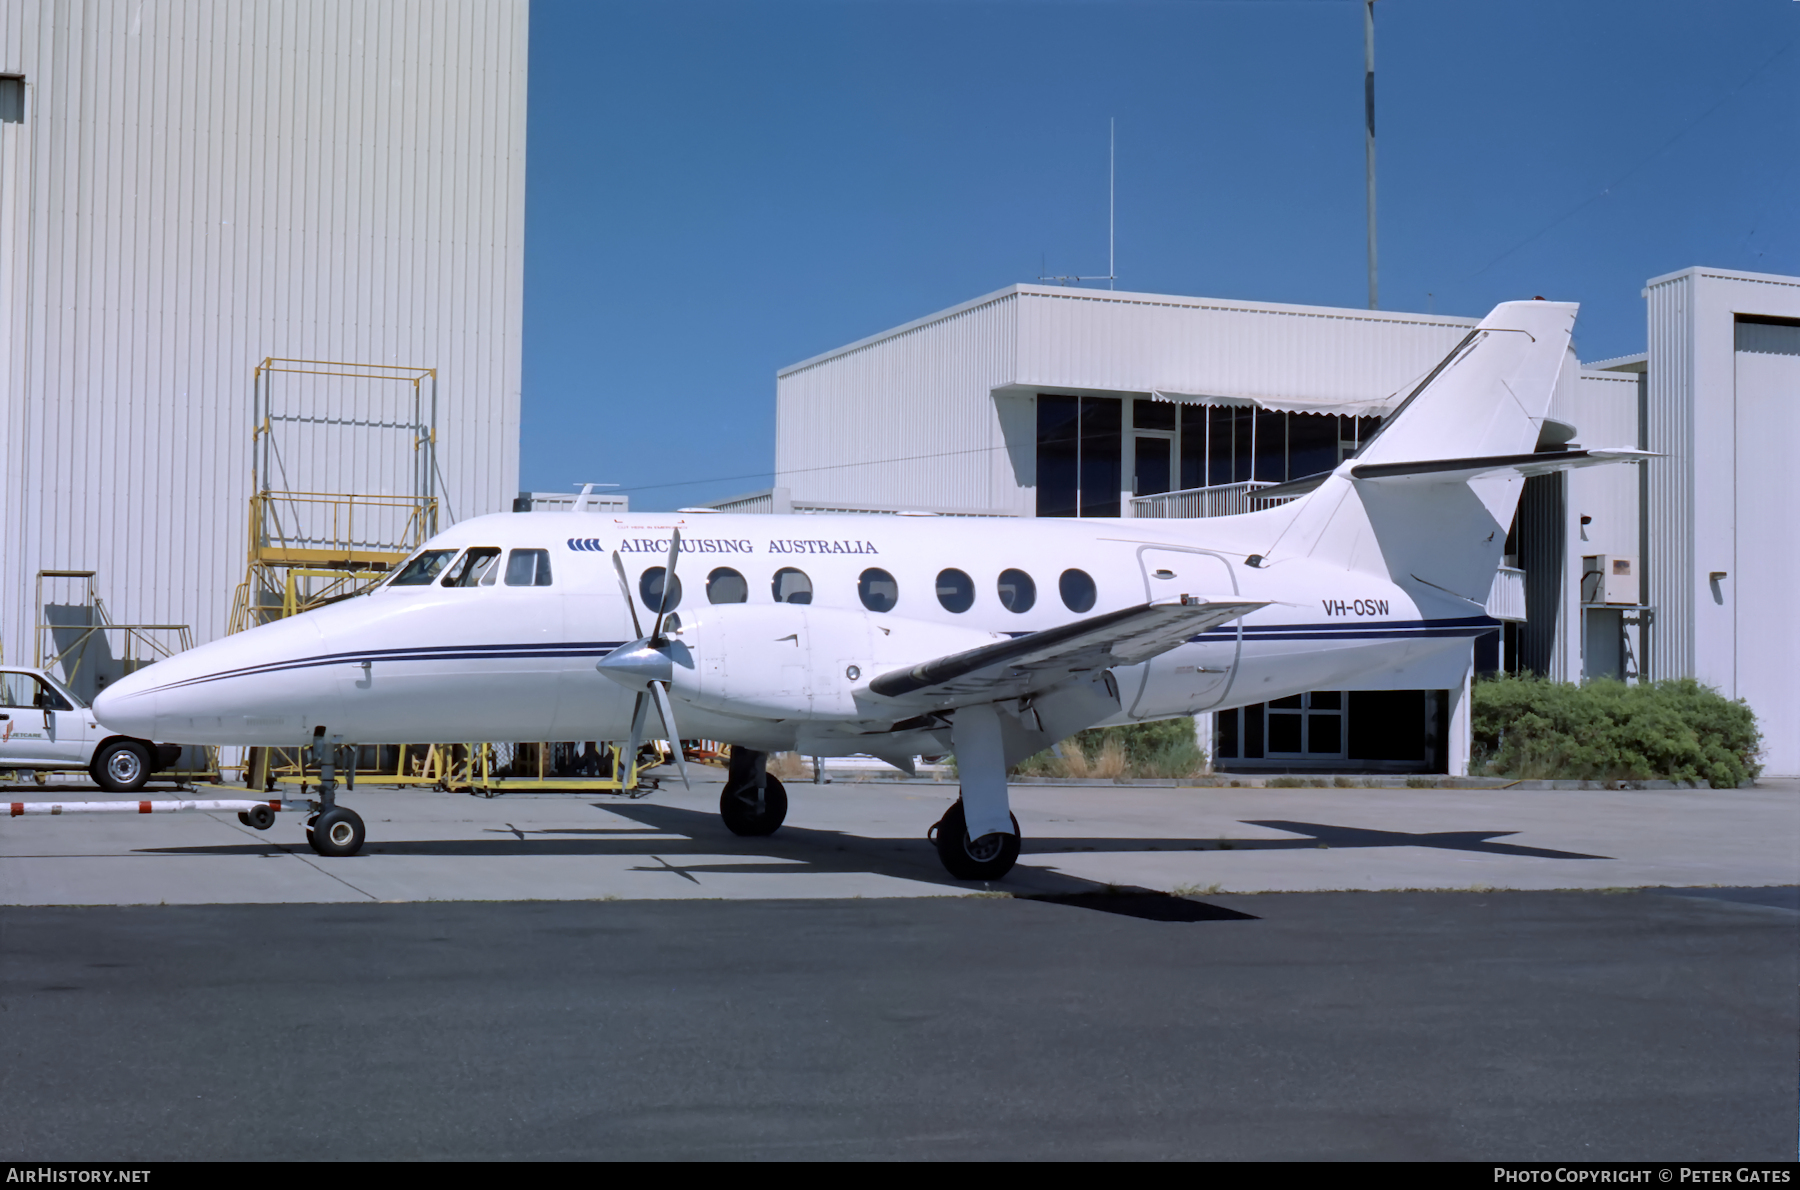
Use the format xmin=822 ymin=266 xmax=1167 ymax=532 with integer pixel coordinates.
xmin=95 ymin=509 xmax=1494 ymax=754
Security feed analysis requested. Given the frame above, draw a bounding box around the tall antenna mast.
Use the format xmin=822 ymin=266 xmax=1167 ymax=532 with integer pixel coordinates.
xmin=1364 ymin=0 xmax=1378 ymax=310
xmin=1039 ymin=118 xmax=1118 ymax=289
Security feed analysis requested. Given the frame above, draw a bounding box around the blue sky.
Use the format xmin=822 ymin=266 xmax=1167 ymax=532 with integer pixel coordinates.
xmin=522 ymin=0 xmax=1798 ymax=510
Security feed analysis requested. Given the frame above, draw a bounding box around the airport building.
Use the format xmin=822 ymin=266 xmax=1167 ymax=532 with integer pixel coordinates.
xmin=717 ymin=271 xmax=1797 ymax=778
xmin=0 ymin=0 xmax=529 ymax=692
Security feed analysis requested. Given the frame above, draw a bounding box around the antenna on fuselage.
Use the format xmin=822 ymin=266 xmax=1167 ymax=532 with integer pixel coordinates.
xmin=572 ymin=481 xmax=620 ymax=513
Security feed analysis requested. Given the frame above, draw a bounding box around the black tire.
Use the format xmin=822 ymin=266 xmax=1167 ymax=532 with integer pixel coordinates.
xmin=91 ymin=740 xmax=152 ymax=793
xmin=930 ymin=799 xmax=1021 ymax=881
xmin=307 ymin=806 xmax=365 ymax=857
xmin=720 ymin=774 xmax=788 ymax=836
xmin=237 ymin=811 xmax=253 ymax=826
xmin=245 ymin=803 xmax=276 ymax=831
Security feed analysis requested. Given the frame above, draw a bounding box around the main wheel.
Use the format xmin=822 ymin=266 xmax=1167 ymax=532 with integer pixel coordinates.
xmin=91 ymin=740 xmax=152 ymax=793
xmin=720 ymin=775 xmax=788 ymax=836
xmin=307 ymin=806 xmax=365 ymax=857
xmin=930 ymin=799 xmax=1021 ymax=881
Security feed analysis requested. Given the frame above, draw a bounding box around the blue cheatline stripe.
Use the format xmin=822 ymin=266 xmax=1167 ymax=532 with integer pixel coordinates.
xmin=1193 ymin=614 xmax=1500 ymax=643
xmin=136 ymin=641 xmax=628 ymax=696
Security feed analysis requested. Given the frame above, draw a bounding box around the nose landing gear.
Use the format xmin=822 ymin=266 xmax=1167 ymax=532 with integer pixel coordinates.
xmin=301 ymin=730 xmax=366 ymax=857
xmin=307 ymin=805 xmax=366 ymax=857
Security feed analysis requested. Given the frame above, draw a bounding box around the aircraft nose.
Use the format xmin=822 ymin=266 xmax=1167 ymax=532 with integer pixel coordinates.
xmin=92 ymin=668 xmax=160 ymax=738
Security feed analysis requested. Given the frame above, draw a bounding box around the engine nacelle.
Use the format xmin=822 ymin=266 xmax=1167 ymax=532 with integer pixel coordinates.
xmin=666 ymin=604 xmax=1002 ymax=721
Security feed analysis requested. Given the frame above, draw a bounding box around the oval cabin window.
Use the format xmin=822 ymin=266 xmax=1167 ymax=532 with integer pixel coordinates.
xmin=935 ymin=568 xmax=974 ymax=613
xmin=771 ymin=567 xmax=813 ymax=605
xmin=997 ymin=569 xmax=1036 ymax=613
xmin=706 ymin=567 xmax=748 ymax=604
xmin=858 ymin=568 xmax=899 ymax=613
xmin=639 ymin=566 xmax=682 ymax=613
xmin=1059 ymin=568 xmax=1096 ymax=613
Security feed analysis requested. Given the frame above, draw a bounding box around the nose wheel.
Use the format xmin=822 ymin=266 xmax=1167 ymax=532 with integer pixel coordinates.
xmin=306 ymin=806 xmax=366 ymax=857
xmin=930 ymin=799 xmax=1020 ymax=881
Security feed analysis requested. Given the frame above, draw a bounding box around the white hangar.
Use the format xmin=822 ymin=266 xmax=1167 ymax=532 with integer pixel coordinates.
xmin=718 ymin=272 xmax=1796 ymax=779
xmin=0 ymin=0 xmax=529 ymax=686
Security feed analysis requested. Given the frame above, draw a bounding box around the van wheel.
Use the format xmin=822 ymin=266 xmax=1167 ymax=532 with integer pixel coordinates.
xmin=92 ymin=741 xmax=152 ymax=793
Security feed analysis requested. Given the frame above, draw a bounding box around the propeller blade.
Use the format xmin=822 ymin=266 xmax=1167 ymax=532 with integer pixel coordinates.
xmin=623 ymin=691 xmax=650 ymax=789
xmin=651 ymin=527 xmax=681 ymax=642
xmin=648 ymin=680 xmax=691 ymax=790
xmin=611 ymin=551 xmax=643 ymax=639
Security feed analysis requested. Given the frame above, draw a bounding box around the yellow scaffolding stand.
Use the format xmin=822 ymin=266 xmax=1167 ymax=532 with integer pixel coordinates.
xmin=249 ymin=741 xmax=653 ymax=797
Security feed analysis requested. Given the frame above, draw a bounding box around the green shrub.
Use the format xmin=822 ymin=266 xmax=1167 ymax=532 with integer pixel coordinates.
xmin=1010 ymin=718 xmax=1206 ymax=779
xmin=1472 ymin=674 xmax=1761 ymax=788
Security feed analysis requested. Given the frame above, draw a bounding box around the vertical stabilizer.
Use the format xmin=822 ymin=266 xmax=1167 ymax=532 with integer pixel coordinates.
xmin=1260 ymin=300 xmax=1577 ymax=606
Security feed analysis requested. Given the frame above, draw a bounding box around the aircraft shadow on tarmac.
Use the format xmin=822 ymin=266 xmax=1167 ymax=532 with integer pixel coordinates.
xmin=131 ymin=800 xmax=1607 ymax=919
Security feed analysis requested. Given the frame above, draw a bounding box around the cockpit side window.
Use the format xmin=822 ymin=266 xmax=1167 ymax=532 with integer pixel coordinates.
xmin=504 ymin=549 xmax=554 ymax=587
xmin=389 ymin=549 xmax=458 ymax=586
xmin=441 ymin=547 xmax=503 ymax=587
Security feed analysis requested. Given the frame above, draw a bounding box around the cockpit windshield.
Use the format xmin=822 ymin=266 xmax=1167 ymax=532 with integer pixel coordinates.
xmin=389 ymin=549 xmax=458 ymax=586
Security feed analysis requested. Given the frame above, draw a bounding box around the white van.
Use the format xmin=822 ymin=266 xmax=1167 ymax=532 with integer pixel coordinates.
xmin=0 ymin=667 xmax=182 ymax=792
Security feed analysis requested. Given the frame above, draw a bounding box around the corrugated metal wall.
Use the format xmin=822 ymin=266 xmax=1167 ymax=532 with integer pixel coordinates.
xmin=775 ymin=284 xmax=1475 ymax=515
xmin=1557 ymin=367 xmax=1644 ymax=681
xmin=1644 ymin=271 xmax=1694 ymax=681
xmin=1014 ymin=288 xmax=1474 ymax=405
xmin=777 ymin=290 xmax=1020 ymax=514
xmin=0 ymin=0 xmax=527 ymax=658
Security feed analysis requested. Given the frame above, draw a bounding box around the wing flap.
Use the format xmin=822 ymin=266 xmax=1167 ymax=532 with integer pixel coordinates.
xmin=864 ymin=596 xmax=1265 ymax=709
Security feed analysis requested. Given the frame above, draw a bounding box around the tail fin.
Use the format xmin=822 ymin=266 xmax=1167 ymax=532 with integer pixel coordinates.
xmin=1354 ymin=299 xmax=1577 ymax=467
xmin=1264 ymin=300 xmax=1579 ymax=607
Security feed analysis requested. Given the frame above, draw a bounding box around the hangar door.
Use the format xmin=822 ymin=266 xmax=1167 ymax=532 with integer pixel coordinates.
xmin=1734 ymin=316 xmax=1799 ymax=775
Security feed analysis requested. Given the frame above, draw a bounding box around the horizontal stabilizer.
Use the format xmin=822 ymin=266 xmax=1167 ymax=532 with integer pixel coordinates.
xmin=866 ymin=596 xmax=1265 ymax=709
xmin=1350 ymin=447 xmax=1657 ymax=486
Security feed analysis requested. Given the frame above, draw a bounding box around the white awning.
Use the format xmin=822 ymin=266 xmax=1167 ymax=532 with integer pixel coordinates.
xmin=1148 ymin=388 xmax=1401 ymax=418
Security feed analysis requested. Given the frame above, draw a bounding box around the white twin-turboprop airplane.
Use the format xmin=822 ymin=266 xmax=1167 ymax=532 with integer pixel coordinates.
xmin=94 ymin=299 xmax=1649 ymax=879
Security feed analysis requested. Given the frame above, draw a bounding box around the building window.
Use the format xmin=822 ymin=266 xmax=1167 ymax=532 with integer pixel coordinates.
xmin=0 ymin=76 xmax=23 ymax=124
xmin=1214 ymin=689 xmax=1444 ymax=773
xmin=1041 ymin=396 xmax=1382 ymax=514
xmin=1036 ymin=395 xmax=1121 ymax=517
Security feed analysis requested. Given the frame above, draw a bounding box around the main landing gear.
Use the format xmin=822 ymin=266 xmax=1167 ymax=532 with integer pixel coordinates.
xmin=720 ymin=747 xmax=787 ymax=836
xmin=931 ymin=703 xmax=1022 ymax=882
xmin=930 ymin=800 xmax=1021 ymax=882
xmin=718 ymin=729 xmax=1024 ymax=882
xmin=301 ymin=730 xmax=366 ymax=858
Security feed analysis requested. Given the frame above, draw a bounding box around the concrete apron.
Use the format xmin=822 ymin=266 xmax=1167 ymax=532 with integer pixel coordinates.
xmin=2 ymin=776 xmax=1794 ymax=906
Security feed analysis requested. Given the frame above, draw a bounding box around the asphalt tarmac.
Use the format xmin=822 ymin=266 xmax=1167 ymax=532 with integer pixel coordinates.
xmin=1 ymin=887 xmax=1793 ymax=1161
xmin=5 ymin=776 xmax=1796 ymax=903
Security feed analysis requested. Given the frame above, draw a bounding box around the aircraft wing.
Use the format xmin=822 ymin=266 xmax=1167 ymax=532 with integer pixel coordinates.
xmin=864 ymin=596 xmax=1266 ymax=710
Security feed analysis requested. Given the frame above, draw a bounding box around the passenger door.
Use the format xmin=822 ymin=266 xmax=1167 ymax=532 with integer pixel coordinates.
xmin=1129 ymin=549 xmax=1240 ymax=716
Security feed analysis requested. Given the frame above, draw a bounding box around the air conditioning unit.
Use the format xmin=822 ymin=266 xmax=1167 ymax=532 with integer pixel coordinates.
xmin=1581 ymin=555 xmax=1638 ymax=605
